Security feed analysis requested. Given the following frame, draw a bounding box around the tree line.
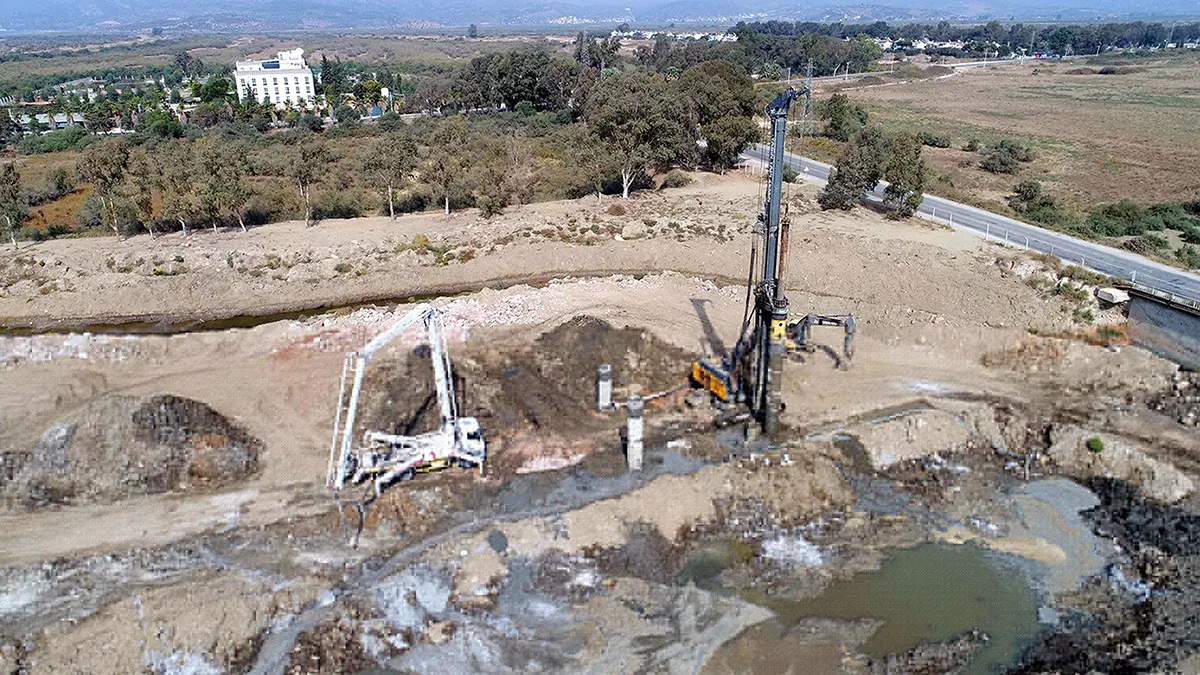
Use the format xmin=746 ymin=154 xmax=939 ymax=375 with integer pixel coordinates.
xmin=0 ymin=52 xmax=769 ymax=246
xmin=736 ymin=20 xmax=1199 ymax=55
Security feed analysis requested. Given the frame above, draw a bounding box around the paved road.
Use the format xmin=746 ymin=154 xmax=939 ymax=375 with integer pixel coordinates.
xmin=742 ymin=144 xmax=1200 ymax=305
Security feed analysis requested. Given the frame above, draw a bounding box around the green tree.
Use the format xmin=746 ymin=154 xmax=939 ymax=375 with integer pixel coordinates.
xmin=143 ymin=109 xmax=184 ymax=138
xmin=77 ymin=139 xmax=129 ymax=235
xmin=470 ymin=134 xmax=514 ymax=217
xmin=157 ymin=141 xmax=196 ymax=235
xmin=677 ymin=60 xmax=756 ymax=127
xmin=83 ymin=104 xmax=113 ymax=135
xmin=286 ymin=135 xmax=331 ymax=226
xmin=565 ymin=125 xmax=612 ymax=201
xmin=354 ymin=80 xmax=384 ymax=108
xmin=882 ymin=133 xmax=926 ymax=219
xmin=761 ymin=62 xmax=785 ymax=81
xmin=199 ymin=77 xmax=232 ymax=103
xmin=817 ymin=125 xmax=887 ymax=210
xmin=0 ymin=111 xmax=21 ymax=145
xmin=0 ymin=163 xmax=23 ymax=249
xmin=848 ymin=35 xmax=884 ymax=72
xmin=819 ymin=93 xmax=868 ymax=142
xmin=424 ymin=116 xmax=470 ymax=215
xmin=127 ymin=149 xmax=158 ymax=236
xmin=195 ymin=137 xmax=251 ymax=232
xmin=703 ymin=116 xmax=760 ymax=172
xmin=319 ymin=55 xmax=349 ymax=100
xmin=363 ymin=133 xmax=418 ymax=219
xmin=585 ymin=71 xmax=688 ymax=199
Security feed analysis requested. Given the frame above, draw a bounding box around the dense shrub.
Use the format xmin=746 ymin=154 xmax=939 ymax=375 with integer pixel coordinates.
xmin=17 ymin=126 xmax=89 ymax=155
xmin=312 ymin=189 xmax=371 ymax=220
xmin=1006 ymin=181 xmax=1066 ymax=225
xmin=981 ymin=140 xmax=1033 ymax=174
xmin=918 ymin=131 xmax=952 ymax=148
xmin=659 ymin=169 xmax=693 ymax=189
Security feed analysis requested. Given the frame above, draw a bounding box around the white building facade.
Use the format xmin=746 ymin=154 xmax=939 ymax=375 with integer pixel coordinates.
xmin=235 ymin=48 xmax=316 ymax=107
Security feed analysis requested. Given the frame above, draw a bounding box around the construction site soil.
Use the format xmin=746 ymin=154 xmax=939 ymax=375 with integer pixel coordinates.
xmin=0 ymin=174 xmax=1197 ymax=674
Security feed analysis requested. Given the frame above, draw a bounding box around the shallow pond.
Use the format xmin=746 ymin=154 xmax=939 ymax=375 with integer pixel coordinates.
xmin=709 ymin=542 xmax=1041 ymax=674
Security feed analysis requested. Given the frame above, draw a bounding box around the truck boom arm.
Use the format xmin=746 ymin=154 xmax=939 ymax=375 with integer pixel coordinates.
xmin=327 ymin=303 xmax=459 ymax=490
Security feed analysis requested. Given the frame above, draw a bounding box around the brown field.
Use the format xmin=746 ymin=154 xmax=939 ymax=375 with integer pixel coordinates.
xmin=0 ymin=33 xmax=565 ymax=88
xmin=805 ymin=53 xmax=1200 ymax=214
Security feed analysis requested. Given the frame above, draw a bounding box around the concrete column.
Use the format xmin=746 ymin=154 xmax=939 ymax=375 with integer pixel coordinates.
xmin=626 ymin=394 xmax=644 ymax=472
xmin=597 ymin=364 xmax=614 ymax=412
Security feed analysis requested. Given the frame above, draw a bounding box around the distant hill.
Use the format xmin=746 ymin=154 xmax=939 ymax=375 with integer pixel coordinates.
xmin=1 ymin=0 xmax=1196 ymax=32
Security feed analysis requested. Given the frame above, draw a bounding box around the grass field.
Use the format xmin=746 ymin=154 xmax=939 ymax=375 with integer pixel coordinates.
xmin=827 ymin=52 xmax=1200 ymax=214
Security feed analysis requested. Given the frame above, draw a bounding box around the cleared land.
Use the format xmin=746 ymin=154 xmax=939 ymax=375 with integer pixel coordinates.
xmin=1 ymin=173 xmax=1198 ymax=673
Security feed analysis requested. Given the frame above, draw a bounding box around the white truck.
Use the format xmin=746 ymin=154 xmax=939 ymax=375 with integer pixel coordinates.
xmin=326 ymin=303 xmax=485 ymax=497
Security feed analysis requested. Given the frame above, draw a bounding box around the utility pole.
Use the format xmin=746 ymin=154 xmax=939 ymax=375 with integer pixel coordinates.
xmin=798 ymin=58 xmax=814 ymax=138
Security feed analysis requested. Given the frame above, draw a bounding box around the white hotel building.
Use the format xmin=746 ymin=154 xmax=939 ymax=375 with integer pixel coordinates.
xmin=234 ymin=48 xmax=316 ymax=107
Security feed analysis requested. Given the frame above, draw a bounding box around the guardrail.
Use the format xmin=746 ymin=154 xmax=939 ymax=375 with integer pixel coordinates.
xmin=917 ymin=205 xmax=1200 ymax=308
xmin=1122 ymin=282 xmax=1200 ymax=314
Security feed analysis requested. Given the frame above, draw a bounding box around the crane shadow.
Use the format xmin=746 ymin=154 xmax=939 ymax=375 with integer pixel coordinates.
xmin=692 ymin=298 xmax=727 ymax=357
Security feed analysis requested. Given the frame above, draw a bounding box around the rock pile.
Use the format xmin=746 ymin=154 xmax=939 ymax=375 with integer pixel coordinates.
xmin=1149 ymin=370 xmax=1200 ymax=427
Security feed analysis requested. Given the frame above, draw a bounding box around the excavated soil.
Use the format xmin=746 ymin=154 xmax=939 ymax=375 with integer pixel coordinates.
xmin=361 ymin=316 xmax=696 ymax=476
xmin=1 ymin=394 xmax=261 ymax=508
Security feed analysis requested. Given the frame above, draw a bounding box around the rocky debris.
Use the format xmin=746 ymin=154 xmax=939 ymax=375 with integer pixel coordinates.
xmin=0 ymin=333 xmax=141 ymax=367
xmin=872 ymin=631 xmax=990 ymax=674
xmin=1084 ymin=478 xmax=1200 ymax=557
xmin=532 ymin=551 xmax=602 ymax=602
xmin=1015 ymin=478 xmax=1200 ymax=673
xmin=2 ymin=395 xmax=262 ymax=508
xmin=584 ymin=522 xmax=681 ymax=585
xmin=1148 ymin=370 xmax=1200 ymax=427
xmin=287 ymin=618 xmax=371 ymax=675
xmin=1046 ymin=425 xmax=1194 ymax=503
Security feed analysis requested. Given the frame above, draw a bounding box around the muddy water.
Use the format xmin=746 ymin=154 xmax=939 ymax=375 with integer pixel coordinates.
xmin=717 ymin=543 xmax=1039 ymax=674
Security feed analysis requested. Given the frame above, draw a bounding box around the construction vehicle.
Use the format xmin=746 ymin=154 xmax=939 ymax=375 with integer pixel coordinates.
xmin=788 ymin=313 xmax=856 ymax=367
xmin=691 ymin=87 xmax=806 ymax=434
xmin=326 ymin=303 xmax=485 ymax=497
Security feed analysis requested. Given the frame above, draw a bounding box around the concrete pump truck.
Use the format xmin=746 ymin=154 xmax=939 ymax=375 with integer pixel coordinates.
xmin=326 ymin=303 xmax=486 ymax=498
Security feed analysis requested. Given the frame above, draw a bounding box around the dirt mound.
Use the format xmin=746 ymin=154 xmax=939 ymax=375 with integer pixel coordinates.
xmin=1 ymin=395 xmax=261 ymax=508
xmin=362 ymin=316 xmax=694 ymax=442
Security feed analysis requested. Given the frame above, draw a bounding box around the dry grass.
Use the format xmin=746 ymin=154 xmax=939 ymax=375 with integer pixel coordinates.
xmin=823 ymin=53 xmax=1200 ymax=213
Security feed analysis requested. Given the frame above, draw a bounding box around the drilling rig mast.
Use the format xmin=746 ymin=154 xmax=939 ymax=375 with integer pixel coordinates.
xmin=690 ymin=87 xmax=805 ymax=434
